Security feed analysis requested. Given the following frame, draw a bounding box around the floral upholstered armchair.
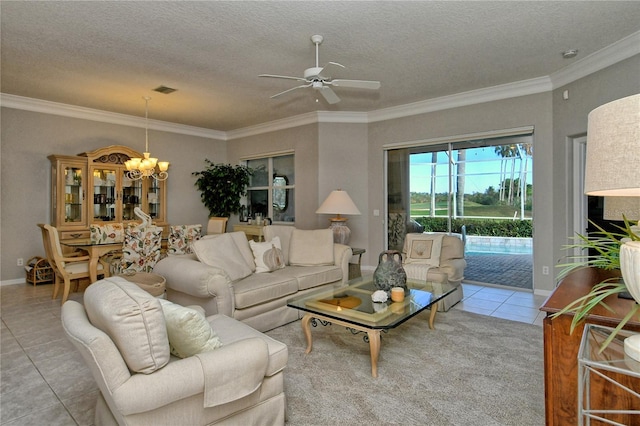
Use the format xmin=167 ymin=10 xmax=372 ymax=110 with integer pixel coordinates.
xmin=168 ymin=224 xmax=203 ymax=255
xmin=89 ymin=223 xmax=125 ymax=244
xmin=120 ymin=225 xmax=163 ymax=273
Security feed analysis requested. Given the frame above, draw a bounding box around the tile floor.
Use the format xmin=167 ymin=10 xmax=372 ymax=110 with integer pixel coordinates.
xmin=0 ymin=281 xmax=546 ymax=425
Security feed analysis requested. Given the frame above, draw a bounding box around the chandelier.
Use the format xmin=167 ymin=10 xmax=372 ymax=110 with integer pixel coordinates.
xmin=125 ymin=96 xmax=169 ymax=181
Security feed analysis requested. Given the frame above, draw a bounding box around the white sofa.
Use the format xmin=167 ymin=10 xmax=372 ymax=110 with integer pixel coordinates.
xmin=154 ymin=226 xmax=352 ymax=332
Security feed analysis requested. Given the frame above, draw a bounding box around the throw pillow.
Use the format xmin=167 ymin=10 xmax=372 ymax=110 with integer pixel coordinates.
xmin=249 ymin=237 xmax=285 ymax=273
xmin=84 ymin=277 xmax=170 ymax=374
xmin=288 ymin=229 xmax=334 ymax=266
xmin=403 ymin=233 xmax=444 ymax=267
xmin=192 ymin=233 xmax=253 ymax=282
xmin=158 ymin=299 xmax=222 ymax=358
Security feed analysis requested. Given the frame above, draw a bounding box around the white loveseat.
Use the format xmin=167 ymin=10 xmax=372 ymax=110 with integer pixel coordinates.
xmin=154 ymin=226 xmax=352 ymax=332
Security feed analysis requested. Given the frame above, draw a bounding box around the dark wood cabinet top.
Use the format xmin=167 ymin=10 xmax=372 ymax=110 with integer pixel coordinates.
xmin=540 ymin=267 xmax=639 ymax=326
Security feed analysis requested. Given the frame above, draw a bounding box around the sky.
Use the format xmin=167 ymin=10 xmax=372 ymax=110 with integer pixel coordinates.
xmin=409 ymin=147 xmax=532 ymax=194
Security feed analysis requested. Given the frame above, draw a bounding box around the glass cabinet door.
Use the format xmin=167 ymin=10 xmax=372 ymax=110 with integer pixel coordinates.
xmin=147 ymin=179 xmax=163 ymax=222
xmin=121 ymin=173 xmax=143 ymax=221
xmin=63 ymin=165 xmax=85 ymax=224
xmin=92 ymin=168 xmax=121 ymax=222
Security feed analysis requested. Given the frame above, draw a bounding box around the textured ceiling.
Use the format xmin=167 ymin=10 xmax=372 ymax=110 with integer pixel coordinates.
xmin=2 ymin=1 xmax=640 ymax=132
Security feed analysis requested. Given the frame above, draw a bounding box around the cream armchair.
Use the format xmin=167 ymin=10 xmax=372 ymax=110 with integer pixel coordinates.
xmin=402 ymin=233 xmax=467 ymax=311
xmin=61 ymin=277 xmax=287 ymax=425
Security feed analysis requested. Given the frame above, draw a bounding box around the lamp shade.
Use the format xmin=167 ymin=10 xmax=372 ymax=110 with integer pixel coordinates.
xmin=316 ymin=190 xmax=360 ymax=245
xmin=316 ymin=190 xmax=361 ymax=216
xmin=603 ymin=197 xmax=640 ymax=221
xmin=584 ymin=94 xmax=640 ymax=196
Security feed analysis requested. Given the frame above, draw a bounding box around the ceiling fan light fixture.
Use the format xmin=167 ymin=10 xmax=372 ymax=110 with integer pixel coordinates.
xmin=259 ymin=34 xmax=380 ymax=104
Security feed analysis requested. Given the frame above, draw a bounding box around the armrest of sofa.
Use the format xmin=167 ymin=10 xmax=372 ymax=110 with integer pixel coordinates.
xmin=154 ymin=256 xmax=235 ymax=316
xmin=111 ymin=338 xmax=268 ymax=414
xmin=334 ymin=244 xmax=353 ymax=284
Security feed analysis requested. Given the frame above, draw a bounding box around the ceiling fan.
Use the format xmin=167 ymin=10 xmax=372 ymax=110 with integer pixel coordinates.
xmin=259 ymin=35 xmax=381 ymax=104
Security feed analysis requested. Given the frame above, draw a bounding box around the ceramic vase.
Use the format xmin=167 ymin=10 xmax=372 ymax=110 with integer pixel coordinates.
xmin=373 ymin=250 xmax=407 ymax=293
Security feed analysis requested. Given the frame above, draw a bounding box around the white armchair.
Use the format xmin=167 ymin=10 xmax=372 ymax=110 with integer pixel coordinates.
xmin=402 ymin=233 xmax=467 ymax=311
xmin=61 ymin=277 xmax=287 ymax=425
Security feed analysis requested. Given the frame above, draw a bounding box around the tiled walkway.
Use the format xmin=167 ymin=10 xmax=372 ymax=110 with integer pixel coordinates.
xmin=464 ymin=253 xmax=533 ymax=290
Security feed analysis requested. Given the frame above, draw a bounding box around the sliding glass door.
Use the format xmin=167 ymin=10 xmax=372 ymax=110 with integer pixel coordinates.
xmin=386 ymin=132 xmax=533 ymax=288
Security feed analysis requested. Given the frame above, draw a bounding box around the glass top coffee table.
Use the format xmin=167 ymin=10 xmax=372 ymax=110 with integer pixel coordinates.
xmin=287 ymin=276 xmax=456 ymax=377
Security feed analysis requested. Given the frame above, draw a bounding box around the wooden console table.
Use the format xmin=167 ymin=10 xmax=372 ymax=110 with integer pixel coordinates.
xmin=232 ymin=224 xmax=264 ymax=242
xmin=540 ymin=267 xmax=640 ymax=425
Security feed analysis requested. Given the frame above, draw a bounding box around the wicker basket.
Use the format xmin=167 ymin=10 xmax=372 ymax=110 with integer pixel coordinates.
xmin=25 ymin=256 xmax=54 ymax=286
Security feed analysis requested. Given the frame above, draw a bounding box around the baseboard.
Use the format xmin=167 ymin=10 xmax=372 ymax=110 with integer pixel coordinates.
xmin=1 ymin=279 xmax=26 ymax=287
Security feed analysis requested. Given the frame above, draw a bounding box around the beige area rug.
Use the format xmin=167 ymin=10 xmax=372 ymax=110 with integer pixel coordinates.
xmin=266 ymin=309 xmax=544 ymax=425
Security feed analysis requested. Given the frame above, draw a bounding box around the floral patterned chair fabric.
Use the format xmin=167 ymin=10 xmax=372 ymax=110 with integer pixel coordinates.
xmin=168 ymin=224 xmax=202 ymax=255
xmin=89 ymin=223 xmax=125 ymax=244
xmin=121 ymin=226 xmax=163 ymax=273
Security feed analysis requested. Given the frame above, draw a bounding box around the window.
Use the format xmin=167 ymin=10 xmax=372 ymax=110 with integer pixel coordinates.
xmin=245 ymin=154 xmax=295 ymax=223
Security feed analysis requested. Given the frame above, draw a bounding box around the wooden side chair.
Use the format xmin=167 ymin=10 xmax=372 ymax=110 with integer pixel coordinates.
xmin=38 ymin=223 xmax=106 ymax=303
xmin=207 ymin=217 xmax=228 ymax=235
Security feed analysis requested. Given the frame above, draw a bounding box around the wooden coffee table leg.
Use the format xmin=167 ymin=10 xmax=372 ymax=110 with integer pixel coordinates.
xmin=367 ymin=330 xmax=381 ymax=378
xmin=301 ymin=314 xmax=314 ymax=354
xmin=428 ymin=305 xmax=438 ymax=330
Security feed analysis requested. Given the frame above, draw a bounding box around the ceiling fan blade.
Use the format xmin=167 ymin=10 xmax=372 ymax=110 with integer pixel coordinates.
xmin=319 ymin=86 xmax=341 ymax=104
xmin=331 ymin=79 xmax=381 ymax=90
xmin=270 ymin=83 xmax=312 ymax=99
xmin=317 ymin=62 xmax=345 ymax=80
xmin=259 ymin=74 xmax=307 ymax=82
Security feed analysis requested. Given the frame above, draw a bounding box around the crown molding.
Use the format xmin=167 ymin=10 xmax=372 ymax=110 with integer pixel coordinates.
xmin=550 ymin=31 xmax=640 ymax=90
xmin=225 ymin=111 xmax=320 ymax=140
xmin=368 ymin=76 xmax=552 ymax=124
xmin=0 ymin=93 xmax=227 ymax=140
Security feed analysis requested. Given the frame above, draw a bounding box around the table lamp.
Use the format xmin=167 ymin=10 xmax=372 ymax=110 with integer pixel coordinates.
xmin=584 ymin=93 xmax=640 ymax=361
xmin=316 ymin=189 xmax=361 ymax=244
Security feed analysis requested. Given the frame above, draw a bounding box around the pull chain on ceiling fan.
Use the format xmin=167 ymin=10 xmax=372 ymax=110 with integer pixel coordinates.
xmin=259 ymin=35 xmax=381 ymax=104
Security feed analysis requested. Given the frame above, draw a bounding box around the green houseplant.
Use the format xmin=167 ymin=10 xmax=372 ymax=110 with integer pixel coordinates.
xmin=553 ymin=218 xmax=640 ymax=351
xmin=193 ymin=160 xmax=253 ymax=217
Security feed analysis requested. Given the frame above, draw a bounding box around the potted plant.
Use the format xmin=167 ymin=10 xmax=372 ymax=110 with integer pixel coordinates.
xmin=193 ymin=160 xmax=253 ymax=218
xmin=553 ymin=218 xmax=640 ymax=351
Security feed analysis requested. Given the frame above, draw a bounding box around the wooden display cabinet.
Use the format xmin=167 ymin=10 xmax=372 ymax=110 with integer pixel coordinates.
xmin=48 ymin=145 xmax=168 ymax=240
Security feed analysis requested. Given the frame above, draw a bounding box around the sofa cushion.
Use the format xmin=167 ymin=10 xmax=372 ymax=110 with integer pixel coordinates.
xmin=271 ymin=265 xmax=343 ymax=291
xmin=263 ymin=225 xmax=295 ymax=265
xmin=192 ymin=233 xmax=253 ymax=282
xmin=232 ymin=272 xmax=298 ymax=309
xmin=250 ymin=237 xmax=285 ymax=273
xmin=288 ymin=229 xmax=334 ymax=266
xmin=84 ymin=277 xmax=170 ymax=374
xmin=158 ymin=299 xmax=222 ymax=358
xmin=403 ymin=233 xmax=444 ymax=266
xmin=201 ymin=231 xmax=256 ymax=272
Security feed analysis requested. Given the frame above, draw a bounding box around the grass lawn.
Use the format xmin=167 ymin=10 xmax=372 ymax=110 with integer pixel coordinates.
xmin=410 ymin=202 xmax=532 ymax=218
